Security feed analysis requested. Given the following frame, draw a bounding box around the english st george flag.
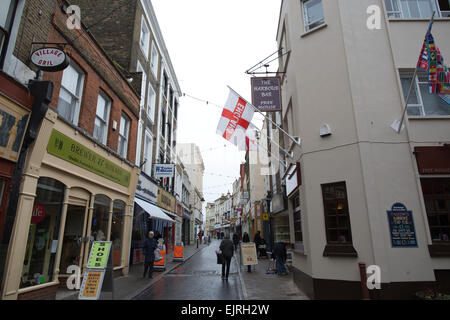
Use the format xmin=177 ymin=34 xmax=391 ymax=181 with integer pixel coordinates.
xmin=216 ymin=89 xmax=255 ymax=145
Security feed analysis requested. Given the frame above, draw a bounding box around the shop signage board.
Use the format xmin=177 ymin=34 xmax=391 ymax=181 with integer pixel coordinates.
xmin=30 ymin=47 xmax=70 ymax=72
xmin=241 ymin=243 xmax=258 ymax=266
xmin=251 ymin=77 xmax=282 ymax=112
xmin=79 ymin=241 xmax=114 ymax=300
xmin=136 ymin=174 xmax=158 ymax=203
xmin=387 ymin=203 xmax=418 ymax=248
xmin=262 ymin=213 xmax=269 ymax=221
xmin=154 ymin=164 xmax=175 ymax=178
xmin=0 ymin=94 xmax=30 ymax=162
xmin=414 ymin=146 xmax=450 ymax=174
xmin=286 ymin=163 xmax=301 ymax=197
xmin=47 ymin=130 xmax=131 ymax=187
xmin=157 ymin=187 xmax=175 ymax=212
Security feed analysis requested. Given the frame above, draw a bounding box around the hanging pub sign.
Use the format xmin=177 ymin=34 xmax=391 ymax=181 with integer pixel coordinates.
xmin=387 ymin=203 xmax=418 ymax=248
xmin=30 ymin=47 xmax=70 ymax=72
xmin=251 ymin=77 xmax=282 ymax=112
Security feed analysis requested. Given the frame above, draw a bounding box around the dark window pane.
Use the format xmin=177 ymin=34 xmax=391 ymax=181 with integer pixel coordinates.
xmin=327 ymin=217 xmax=337 ymax=228
xmin=428 ymin=215 xmax=439 ymax=227
xmin=439 ymin=214 xmax=449 ymax=226
xmin=425 ymin=199 xmax=434 ymax=213
xmin=338 ymin=230 xmax=351 ymax=244
xmin=328 ymin=230 xmax=338 ymax=242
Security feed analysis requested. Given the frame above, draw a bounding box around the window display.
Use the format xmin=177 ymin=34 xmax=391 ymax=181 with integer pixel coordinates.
xmin=20 ymin=177 xmax=65 ymax=288
xmin=92 ymin=194 xmax=111 ymax=241
xmin=273 ymin=215 xmax=290 ymax=243
xmin=111 ymin=200 xmax=125 ymax=266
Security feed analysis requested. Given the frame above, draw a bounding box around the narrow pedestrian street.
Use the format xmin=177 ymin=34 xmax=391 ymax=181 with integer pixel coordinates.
xmin=134 ymin=240 xmax=243 ymax=300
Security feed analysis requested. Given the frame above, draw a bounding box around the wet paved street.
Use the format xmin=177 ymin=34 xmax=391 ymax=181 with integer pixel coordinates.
xmin=134 ymin=240 xmax=244 ymax=300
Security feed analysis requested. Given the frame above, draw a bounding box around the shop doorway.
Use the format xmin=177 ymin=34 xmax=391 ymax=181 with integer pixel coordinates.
xmin=59 ymin=204 xmax=88 ymax=276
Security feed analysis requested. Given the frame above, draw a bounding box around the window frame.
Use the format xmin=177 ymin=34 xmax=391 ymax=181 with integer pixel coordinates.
xmin=302 ymin=0 xmax=325 ymax=32
xmin=400 ymin=70 xmax=450 ymax=117
xmin=137 ymin=61 xmax=147 ymax=108
xmin=147 ymin=83 xmax=156 ymax=123
xmin=93 ymin=90 xmax=111 ymax=145
xmin=118 ymin=113 xmax=130 ymax=159
xmin=0 ymin=0 xmax=18 ymax=69
xmin=58 ymin=61 xmax=85 ymax=126
xmin=150 ymin=41 xmax=159 ymax=77
xmin=385 ymin=0 xmax=448 ymax=18
xmin=321 ymin=181 xmax=354 ymax=245
xmin=293 ymin=193 xmax=303 ymax=243
xmin=143 ymin=129 xmax=153 ymax=176
xmin=139 ymin=16 xmax=150 ymax=59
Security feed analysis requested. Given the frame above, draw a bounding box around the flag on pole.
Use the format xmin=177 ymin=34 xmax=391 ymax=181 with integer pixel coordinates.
xmin=226 ymin=122 xmax=259 ymax=152
xmin=216 ymin=88 xmax=255 ymax=144
xmin=417 ymin=21 xmax=450 ymax=105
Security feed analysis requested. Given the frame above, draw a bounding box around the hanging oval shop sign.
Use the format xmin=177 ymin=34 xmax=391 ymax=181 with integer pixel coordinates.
xmin=30 ymin=47 xmax=70 ymax=72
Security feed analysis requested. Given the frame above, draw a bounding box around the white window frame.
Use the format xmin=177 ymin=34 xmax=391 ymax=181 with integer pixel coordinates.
xmin=137 ymin=61 xmax=147 ymax=108
xmin=401 ymin=71 xmax=450 ymax=116
xmin=150 ymin=41 xmax=159 ymax=77
xmin=94 ymin=90 xmax=111 ymax=145
xmin=302 ymin=0 xmax=325 ymax=32
xmin=139 ymin=16 xmax=150 ymax=59
xmin=58 ymin=62 xmax=85 ymax=126
xmin=143 ymin=130 xmax=153 ymax=175
xmin=147 ymin=83 xmax=156 ymax=123
xmin=385 ymin=0 xmax=446 ymax=18
xmin=118 ymin=113 xmax=130 ymax=159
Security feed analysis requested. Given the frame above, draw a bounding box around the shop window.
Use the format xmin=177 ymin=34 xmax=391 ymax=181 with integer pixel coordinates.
xmin=92 ymin=195 xmax=111 ymax=242
xmin=293 ymin=194 xmax=303 ymax=242
xmin=111 ymin=200 xmax=125 ymax=267
xmin=421 ymin=178 xmax=450 ymax=243
xmin=20 ymin=177 xmax=65 ymax=289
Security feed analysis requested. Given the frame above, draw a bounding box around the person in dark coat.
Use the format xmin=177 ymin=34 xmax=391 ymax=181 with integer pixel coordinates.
xmin=232 ymin=232 xmax=240 ymax=252
xmin=242 ymin=232 xmax=252 ymax=273
xmin=143 ymin=231 xmax=158 ymax=279
xmin=272 ymin=242 xmax=287 ymax=275
xmin=219 ymin=234 xmax=234 ymax=280
xmin=253 ymin=231 xmax=262 ymax=257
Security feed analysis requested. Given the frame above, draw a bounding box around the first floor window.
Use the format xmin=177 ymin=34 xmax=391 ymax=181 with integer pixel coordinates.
xmin=400 ymin=71 xmax=450 ymax=116
xmin=302 ymin=0 xmax=325 ymax=32
xmin=321 ymin=182 xmax=353 ymax=245
xmin=93 ymin=91 xmax=111 ymax=145
xmin=118 ymin=113 xmax=130 ymax=159
xmin=421 ymin=178 xmax=450 ymax=242
xmin=58 ymin=62 xmax=84 ymax=125
xmin=385 ymin=0 xmax=448 ymax=18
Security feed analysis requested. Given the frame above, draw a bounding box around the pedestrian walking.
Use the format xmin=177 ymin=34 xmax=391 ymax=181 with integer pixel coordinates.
xmin=143 ymin=231 xmax=158 ymax=279
xmin=253 ymin=231 xmax=262 ymax=257
xmin=232 ymin=232 xmax=240 ymax=252
xmin=272 ymin=242 xmax=287 ymax=276
xmin=219 ymin=234 xmax=234 ymax=281
xmin=242 ymin=232 xmax=251 ymax=273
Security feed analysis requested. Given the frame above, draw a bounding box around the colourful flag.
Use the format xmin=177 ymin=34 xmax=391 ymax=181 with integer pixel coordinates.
xmin=216 ymin=88 xmax=255 ymax=143
xmin=417 ymin=23 xmax=450 ymax=105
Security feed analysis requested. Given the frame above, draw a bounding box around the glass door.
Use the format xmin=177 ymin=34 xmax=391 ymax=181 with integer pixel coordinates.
xmin=59 ymin=205 xmax=88 ymax=275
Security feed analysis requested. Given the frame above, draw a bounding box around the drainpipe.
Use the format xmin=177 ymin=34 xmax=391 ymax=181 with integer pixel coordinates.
xmin=359 ymin=262 xmax=371 ymax=300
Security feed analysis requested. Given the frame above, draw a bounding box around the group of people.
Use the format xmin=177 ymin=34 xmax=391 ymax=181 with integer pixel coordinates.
xmin=219 ymin=230 xmax=288 ymax=278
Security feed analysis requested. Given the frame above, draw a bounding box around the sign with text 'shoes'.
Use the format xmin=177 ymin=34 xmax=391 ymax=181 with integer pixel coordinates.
xmin=79 ymin=241 xmax=114 ymax=300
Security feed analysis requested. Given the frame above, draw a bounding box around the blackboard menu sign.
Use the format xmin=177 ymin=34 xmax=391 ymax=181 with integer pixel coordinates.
xmin=387 ymin=203 xmax=418 ymax=247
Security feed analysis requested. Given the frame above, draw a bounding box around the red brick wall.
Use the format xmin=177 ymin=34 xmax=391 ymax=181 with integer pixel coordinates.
xmin=42 ymin=3 xmax=140 ymax=164
xmin=17 ymin=283 xmax=59 ymax=300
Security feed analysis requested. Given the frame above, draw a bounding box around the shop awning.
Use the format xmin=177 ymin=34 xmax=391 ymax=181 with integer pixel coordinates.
xmin=135 ymin=198 xmax=175 ymax=223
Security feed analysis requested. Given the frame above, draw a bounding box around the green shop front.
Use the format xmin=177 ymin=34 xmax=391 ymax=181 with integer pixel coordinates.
xmin=1 ymin=109 xmax=139 ymax=300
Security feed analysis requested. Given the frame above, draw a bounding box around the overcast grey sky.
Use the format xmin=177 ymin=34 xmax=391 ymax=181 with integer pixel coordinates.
xmin=152 ymin=0 xmax=282 ymax=203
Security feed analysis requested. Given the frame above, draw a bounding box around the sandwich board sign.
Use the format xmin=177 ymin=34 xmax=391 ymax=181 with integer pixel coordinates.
xmin=79 ymin=241 xmax=114 ymax=300
xmin=241 ymin=243 xmax=258 ymax=266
